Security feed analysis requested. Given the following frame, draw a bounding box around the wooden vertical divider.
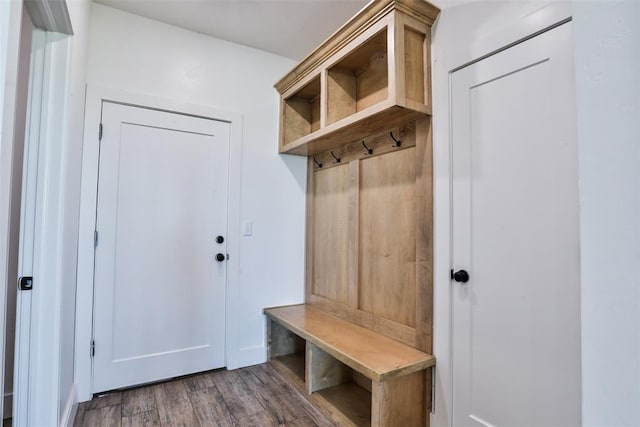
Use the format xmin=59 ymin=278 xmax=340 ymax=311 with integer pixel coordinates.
xmin=392 ymin=10 xmax=406 ymax=106
xmin=415 ymin=116 xmax=433 ymax=354
xmin=306 ymin=342 xmax=352 ymax=394
xmin=305 ymin=157 xmax=315 ymax=303
xmin=347 ymin=160 xmax=360 ymax=308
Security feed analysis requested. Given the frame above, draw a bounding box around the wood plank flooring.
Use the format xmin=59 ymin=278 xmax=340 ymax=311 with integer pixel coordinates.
xmin=75 ymin=363 xmax=335 ymax=427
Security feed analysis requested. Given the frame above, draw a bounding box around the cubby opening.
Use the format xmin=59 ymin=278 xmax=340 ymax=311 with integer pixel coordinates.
xmin=327 ymin=29 xmax=388 ymax=125
xmin=283 ymin=76 xmax=321 ymax=144
xmin=307 ymin=343 xmax=372 ymax=426
xmin=268 ymin=320 xmax=306 ymax=382
xmin=315 ymin=370 xmax=372 ymax=427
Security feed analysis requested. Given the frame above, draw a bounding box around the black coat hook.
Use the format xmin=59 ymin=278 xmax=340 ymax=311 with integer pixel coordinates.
xmin=313 ymin=157 xmax=323 ymax=168
xmin=362 ymin=141 xmax=373 ymax=155
xmin=390 ymin=131 xmax=402 ymax=147
xmin=390 ymin=131 xmax=401 ymax=147
xmin=331 ymin=151 xmax=341 ymax=163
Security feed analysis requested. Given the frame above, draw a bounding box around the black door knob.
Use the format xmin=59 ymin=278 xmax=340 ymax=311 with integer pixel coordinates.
xmin=215 ymin=253 xmax=226 ymax=262
xmin=452 ymin=269 xmax=469 ymax=283
xmin=216 ymin=235 xmax=224 ymax=244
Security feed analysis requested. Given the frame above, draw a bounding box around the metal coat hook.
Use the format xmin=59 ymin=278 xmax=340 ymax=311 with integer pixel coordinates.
xmin=390 ymin=131 xmax=402 ymax=148
xmin=362 ymin=141 xmax=373 ymax=155
xmin=331 ymin=151 xmax=341 ymax=163
xmin=313 ymin=157 xmax=323 ymax=168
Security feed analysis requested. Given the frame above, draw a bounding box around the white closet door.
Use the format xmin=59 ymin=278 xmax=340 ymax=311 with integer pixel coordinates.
xmin=451 ymin=22 xmax=581 ymax=427
xmin=93 ymin=102 xmax=230 ymax=392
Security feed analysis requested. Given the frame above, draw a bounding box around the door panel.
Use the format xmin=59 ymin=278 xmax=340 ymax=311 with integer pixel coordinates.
xmin=451 ymin=23 xmax=580 ymax=426
xmin=93 ymin=102 xmax=230 ymax=392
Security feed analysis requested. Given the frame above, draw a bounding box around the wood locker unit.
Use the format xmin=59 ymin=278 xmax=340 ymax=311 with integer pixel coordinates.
xmin=266 ymin=1 xmax=439 ymax=425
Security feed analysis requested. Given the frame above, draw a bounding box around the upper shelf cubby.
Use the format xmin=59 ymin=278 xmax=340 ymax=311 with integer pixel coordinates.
xmin=283 ymin=76 xmax=321 ymax=145
xmin=326 ymin=29 xmax=388 ymax=125
xmin=275 ymin=0 xmax=439 ymax=156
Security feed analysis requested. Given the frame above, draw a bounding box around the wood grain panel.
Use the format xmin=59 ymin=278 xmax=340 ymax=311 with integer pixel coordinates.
xmin=307 ymin=342 xmax=352 ymax=393
xmin=284 ymin=97 xmax=312 ymax=144
xmin=309 ymin=294 xmax=417 ymax=347
xmin=359 ymin=148 xmax=417 ymax=327
xmin=327 ymin=68 xmax=357 ymax=124
xmin=404 ymin=27 xmax=425 ymax=104
xmin=356 ymin=52 xmax=388 ymax=111
xmin=371 ymin=370 xmax=424 ymax=427
xmin=352 ymin=371 xmax=373 ymax=393
xmin=415 ymin=117 xmax=433 ymax=353
xmin=347 ymin=161 xmax=360 ymax=308
xmin=269 ymin=318 xmax=305 ymax=358
xmin=313 ymin=165 xmax=350 ymax=304
xmin=305 ymin=158 xmax=315 ymax=303
xmin=316 ymin=383 xmax=372 ymax=427
xmin=311 ymin=96 xmax=321 ymax=132
xmin=312 ymin=121 xmax=415 ymax=171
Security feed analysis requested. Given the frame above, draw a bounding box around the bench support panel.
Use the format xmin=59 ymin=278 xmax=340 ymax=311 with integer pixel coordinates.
xmin=306 ymin=342 xmax=353 ymax=394
xmin=268 ymin=319 xmax=304 ymax=358
xmin=372 ymin=370 xmax=425 ymax=427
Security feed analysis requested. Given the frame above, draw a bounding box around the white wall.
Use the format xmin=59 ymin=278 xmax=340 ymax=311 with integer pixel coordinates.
xmin=574 ymin=2 xmax=640 ymax=425
xmin=86 ymin=4 xmax=306 ymax=371
xmin=0 ymin=0 xmax=26 ymax=419
xmin=59 ymin=0 xmax=93 ymax=424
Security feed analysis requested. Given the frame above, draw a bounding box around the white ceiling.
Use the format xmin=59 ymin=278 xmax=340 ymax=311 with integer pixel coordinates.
xmin=95 ymin=0 xmax=375 ymax=60
xmin=94 ymin=0 xmax=466 ymax=60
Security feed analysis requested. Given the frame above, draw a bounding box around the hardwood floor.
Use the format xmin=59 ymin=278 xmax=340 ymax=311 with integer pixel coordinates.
xmin=75 ymin=363 xmax=335 ymax=427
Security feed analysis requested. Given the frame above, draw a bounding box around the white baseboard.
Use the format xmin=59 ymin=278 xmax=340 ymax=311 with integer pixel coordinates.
xmin=60 ymin=384 xmax=77 ymax=427
xmin=4 ymin=392 xmax=12 ymax=419
xmin=226 ymin=345 xmax=266 ymax=370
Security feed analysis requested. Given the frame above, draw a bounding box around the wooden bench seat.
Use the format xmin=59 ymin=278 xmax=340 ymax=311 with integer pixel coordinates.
xmin=264 ymin=304 xmax=436 ymax=426
xmin=264 ymin=304 xmax=435 ymax=383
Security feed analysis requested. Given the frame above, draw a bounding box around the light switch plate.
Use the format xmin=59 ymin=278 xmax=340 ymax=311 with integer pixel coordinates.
xmin=242 ymin=221 xmax=253 ymax=236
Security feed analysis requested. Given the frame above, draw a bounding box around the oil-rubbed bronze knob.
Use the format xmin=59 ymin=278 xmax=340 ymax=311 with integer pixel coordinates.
xmin=215 ymin=253 xmax=225 ymax=262
xmin=452 ymin=270 xmax=469 ymax=283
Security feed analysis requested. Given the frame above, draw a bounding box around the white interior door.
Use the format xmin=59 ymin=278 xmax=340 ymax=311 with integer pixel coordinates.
xmin=451 ymin=23 xmax=581 ymax=426
xmin=93 ymin=102 xmax=230 ymax=392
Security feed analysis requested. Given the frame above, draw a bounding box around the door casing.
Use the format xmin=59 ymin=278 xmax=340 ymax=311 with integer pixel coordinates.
xmin=75 ymin=85 xmax=243 ymax=402
xmin=430 ymin=3 xmax=575 ymax=426
xmin=13 ymin=29 xmax=74 ymax=426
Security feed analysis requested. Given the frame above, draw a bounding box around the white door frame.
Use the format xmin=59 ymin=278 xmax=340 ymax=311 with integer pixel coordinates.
xmin=430 ymin=3 xmax=573 ymax=426
xmin=13 ymin=28 xmax=73 ymax=426
xmin=75 ymin=85 xmax=243 ymax=402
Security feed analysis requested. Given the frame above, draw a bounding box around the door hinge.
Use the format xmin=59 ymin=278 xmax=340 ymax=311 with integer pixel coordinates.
xmin=94 ymin=230 xmax=98 ymax=247
xmin=90 ymin=340 xmax=95 ymax=357
xmin=98 ymin=123 xmax=103 ymax=141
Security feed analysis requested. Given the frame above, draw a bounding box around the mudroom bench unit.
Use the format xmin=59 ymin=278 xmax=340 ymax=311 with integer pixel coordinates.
xmin=264 ymin=305 xmax=435 ymax=427
xmin=268 ymin=0 xmax=440 ymax=425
